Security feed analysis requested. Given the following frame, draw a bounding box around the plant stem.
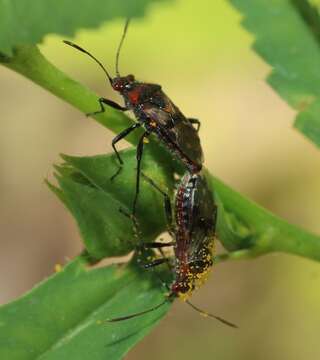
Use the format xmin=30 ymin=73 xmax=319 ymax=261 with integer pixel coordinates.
xmin=212 ymin=177 xmax=320 ymax=262
xmin=2 ymin=45 xmax=142 ymax=144
xmin=2 ymin=45 xmax=320 ymax=263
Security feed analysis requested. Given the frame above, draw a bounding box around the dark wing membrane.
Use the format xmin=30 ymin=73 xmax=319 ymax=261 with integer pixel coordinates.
xmin=158 ymin=93 xmax=203 ymax=166
xmin=143 ymin=92 xmax=204 ymax=167
xmin=142 ymin=104 xmax=173 ymax=128
xmin=142 ymin=90 xmax=180 ymax=128
xmin=173 ymin=120 xmax=203 ymax=167
xmin=187 ymin=174 xmax=217 ymax=260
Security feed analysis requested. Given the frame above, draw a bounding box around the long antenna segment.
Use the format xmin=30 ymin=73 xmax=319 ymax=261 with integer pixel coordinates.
xmin=63 ymin=40 xmax=113 ymax=85
xmin=105 ymin=298 xmax=169 ymax=322
xmin=186 ymin=300 xmax=238 ymax=328
xmin=115 ymin=18 xmax=130 ymax=77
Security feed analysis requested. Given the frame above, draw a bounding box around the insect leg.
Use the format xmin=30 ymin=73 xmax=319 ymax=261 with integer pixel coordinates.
xmin=143 ymin=258 xmax=169 ymax=269
xmin=119 ymin=207 xmax=170 ymax=254
xmin=118 ymin=206 xmax=142 ymax=247
xmin=132 ymin=131 xmax=149 ymax=215
xmin=141 ymin=173 xmax=174 ymax=235
xmin=86 ymin=97 xmax=128 ymax=117
xmin=142 ymin=248 xmax=172 ymax=292
xmin=121 ymin=183 xmax=172 ymax=289
xmin=143 ymin=242 xmax=174 ymax=249
xmin=110 ymin=123 xmax=141 ymax=181
xmin=188 ymin=118 xmax=201 ymax=132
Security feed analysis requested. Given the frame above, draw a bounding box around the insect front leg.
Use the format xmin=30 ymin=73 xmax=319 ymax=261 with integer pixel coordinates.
xmin=86 ymin=97 xmax=128 ymax=117
xmin=188 ymin=118 xmax=201 ymax=132
xmin=110 ymin=123 xmax=141 ymax=181
xmin=136 ymin=241 xmax=174 ymax=269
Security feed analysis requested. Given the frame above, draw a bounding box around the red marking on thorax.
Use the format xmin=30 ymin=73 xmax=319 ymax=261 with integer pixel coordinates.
xmin=128 ymin=89 xmax=140 ymax=104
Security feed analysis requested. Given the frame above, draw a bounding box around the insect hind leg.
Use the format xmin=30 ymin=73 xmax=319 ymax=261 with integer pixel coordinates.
xmin=132 ymin=131 xmax=149 ymax=215
xmin=141 ymin=172 xmax=174 ymax=235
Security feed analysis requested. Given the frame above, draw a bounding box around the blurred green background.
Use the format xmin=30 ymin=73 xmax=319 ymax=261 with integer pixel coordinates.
xmin=1 ymin=0 xmax=320 ymax=359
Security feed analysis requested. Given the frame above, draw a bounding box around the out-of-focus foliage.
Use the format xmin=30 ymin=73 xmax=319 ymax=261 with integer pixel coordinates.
xmin=230 ymin=0 xmax=320 ymax=147
xmin=0 ymin=0 xmax=171 ymax=56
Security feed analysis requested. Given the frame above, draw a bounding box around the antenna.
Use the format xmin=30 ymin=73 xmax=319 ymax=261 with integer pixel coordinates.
xmin=104 ymin=293 xmax=237 ymax=327
xmin=63 ymin=40 xmax=113 ymax=84
xmin=105 ymin=298 xmax=169 ymax=322
xmin=115 ymin=18 xmax=130 ymax=76
xmin=186 ymin=300 xmax=238 ymax=328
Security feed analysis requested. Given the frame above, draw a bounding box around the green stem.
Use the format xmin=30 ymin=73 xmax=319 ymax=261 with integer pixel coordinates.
xmin=212 ymin=177 xmax=320 ymax=262
xmin=2 ymin=45 xmax=320 ymax=263
xmin=2 ymin=45 xmax=142 ymax=144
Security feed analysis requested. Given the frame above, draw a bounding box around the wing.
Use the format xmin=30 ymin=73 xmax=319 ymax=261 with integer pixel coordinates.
xmin=187 ymin=174 xmax=217 ymax=261
xmin=142 ymin=91 xmax=204 ymax=167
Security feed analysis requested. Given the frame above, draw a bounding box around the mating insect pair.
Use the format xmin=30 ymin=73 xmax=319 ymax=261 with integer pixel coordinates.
xmin=64 ymin=20 xmax=235 ymax=327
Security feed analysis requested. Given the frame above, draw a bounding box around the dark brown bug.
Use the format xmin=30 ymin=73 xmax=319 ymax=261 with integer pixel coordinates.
xmin=63 ymin=20 xmax=203 ymax=214
xmin=108 ymin=172 xmax=236 ymax=327
xmin=143 ymin=172 xmax=216 ymax=300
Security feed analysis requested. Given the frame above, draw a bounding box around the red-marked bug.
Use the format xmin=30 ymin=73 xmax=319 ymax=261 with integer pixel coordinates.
xmin=63 ymin=19 xmax=204 ymax=215
xmin=108 ymin=172 xmax=237 ymax=328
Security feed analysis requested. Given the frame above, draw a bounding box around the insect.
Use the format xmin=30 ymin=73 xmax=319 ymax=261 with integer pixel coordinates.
xmin=108 ymin=172 xmax=237 ymax=328
xmin=63 ymin=19 xmax=203 ymax=215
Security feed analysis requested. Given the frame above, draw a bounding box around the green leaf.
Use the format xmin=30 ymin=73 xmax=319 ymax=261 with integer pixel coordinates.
xmin=0 ymin=257 xmax=170 ymax=360
xmin=48 ymin=148 xmax=174 ymax=259
xmin=0 ymin=0 xmax=172 ymax=56
xmin=229 ymin=0 xmax=320 ymax=147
